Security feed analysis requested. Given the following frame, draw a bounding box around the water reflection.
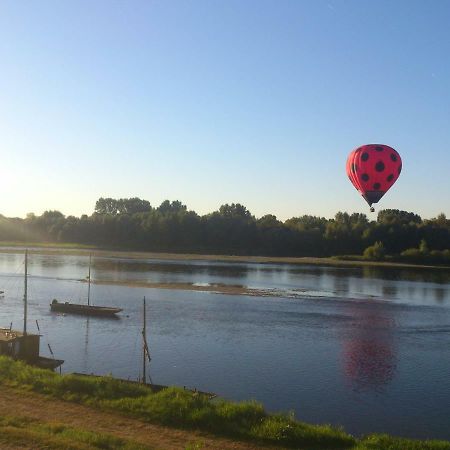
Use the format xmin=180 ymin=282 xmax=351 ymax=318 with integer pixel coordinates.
xmin=83 ymin=317 xmax=90 ymax=373
xmin=333 ymin=274 xmax=350 ymax=295
xmin=434 ymin=287 xmax=446 ymax=303
xmin=362 ymin=265 xmax=450 ymax=284
xmin=342 ymin=305 xmax=397 ymax=391
xmin=97 ymin=258 xmax=249 ymax=278
xmin=0 ymin=251 xmax=449 ymax=439
xmin=382 ymin=284 xmax=398 ymax=298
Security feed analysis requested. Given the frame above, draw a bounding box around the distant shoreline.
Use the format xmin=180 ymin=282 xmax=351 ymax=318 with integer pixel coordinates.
xmin=0 ymin=241 xmax=448 ymax=271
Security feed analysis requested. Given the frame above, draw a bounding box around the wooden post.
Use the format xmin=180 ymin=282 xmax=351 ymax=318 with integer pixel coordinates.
xmin=87 ymin=254 xmax=91 ymax=306
xmin=142 ymin=296 xmax=146 ymax=383
xmin=23 ymin=249 xmax=28 ymax=336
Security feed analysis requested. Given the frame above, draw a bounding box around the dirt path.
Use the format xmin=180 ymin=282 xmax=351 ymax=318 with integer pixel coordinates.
xmin=0 ymin=385 xmax=273 ymax=450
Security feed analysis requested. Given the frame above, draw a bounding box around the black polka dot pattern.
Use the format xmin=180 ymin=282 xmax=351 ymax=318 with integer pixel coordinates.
xmin=346 ymin=144 xmax=402 ymax=207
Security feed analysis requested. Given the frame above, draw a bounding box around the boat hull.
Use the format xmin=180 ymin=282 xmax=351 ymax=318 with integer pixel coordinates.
xmin=50 ymin=301 xmax=122 ymax=317
xmin=73 ymin=373 xmax=216 ymax=398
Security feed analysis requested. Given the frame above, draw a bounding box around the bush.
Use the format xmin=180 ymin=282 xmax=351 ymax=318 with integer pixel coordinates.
xmin=363 ymin=242 xmax=385 ymax=261
xmin=400 ymin=247 xmax=450 ymax=265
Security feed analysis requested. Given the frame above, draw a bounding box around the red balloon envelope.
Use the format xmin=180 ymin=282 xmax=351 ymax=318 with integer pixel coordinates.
xmin=346 ymin=144 xmax=402 ymax=208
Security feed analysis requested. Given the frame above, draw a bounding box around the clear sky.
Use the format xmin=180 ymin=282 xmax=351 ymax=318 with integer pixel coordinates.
xmin=1 ymin=0 xmax=449 ymax=220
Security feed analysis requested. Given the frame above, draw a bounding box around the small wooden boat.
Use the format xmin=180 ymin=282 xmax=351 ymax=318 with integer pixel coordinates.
xmin=50 ymin=299 xmax=122 ymax=316
xmin=50 ymin=254 xmax=122 ymax=317
xmin=0 ymin=328 xmax=64 ymax=370
xmin=1 ymin=250 xmax=64 ymax=371
xmin=73 ymin=372 xmax=216 ymax=398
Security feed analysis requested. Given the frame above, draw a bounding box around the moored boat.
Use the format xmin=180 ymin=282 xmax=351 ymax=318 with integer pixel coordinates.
xmin=0 ymin=328 xmax=63 ymax=370
xmin=50 ymin=299 xmax=122 ymax=316
xmin=50 ymin=254 xmax=122 ymax=317
xmin=0 ymin=250 xmax=64 ymax=371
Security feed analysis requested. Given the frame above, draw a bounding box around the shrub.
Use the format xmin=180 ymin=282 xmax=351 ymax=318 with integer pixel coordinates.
xmin=363 ymin=242 xmax=385 ymax=261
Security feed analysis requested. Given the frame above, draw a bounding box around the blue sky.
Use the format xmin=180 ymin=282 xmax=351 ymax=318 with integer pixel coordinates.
xmin=1 ymin=0 xmax=449 ymax=220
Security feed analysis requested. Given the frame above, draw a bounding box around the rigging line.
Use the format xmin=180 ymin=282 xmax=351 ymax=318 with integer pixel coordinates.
xmin=35 ymin=319 xmax=56 ymax=360
xmin=2 ymin=273 xmax=20 ymax=302
xmin=91 ymin=274 xmax=117 ymax=308
xmin=63 ymin=277 xmax=82 ymax=303
xmin=131 ymin=323 xmax=141 ymax=379
xmin=142 ymin=332 xmax=154 ymax=385
xmin=75 ymin=275 xmax=85 ymax=303
xmin=9 ymin=277 xmax=22 ymax=315
xmin=90 ymin=255 xmax=123 ymax=308
xmin=0 ymin=259 xmax=27 ymax=295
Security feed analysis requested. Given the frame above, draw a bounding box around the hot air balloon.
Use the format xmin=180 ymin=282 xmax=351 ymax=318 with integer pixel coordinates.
xmin=346 ymin=144 xmax=402 ymax=212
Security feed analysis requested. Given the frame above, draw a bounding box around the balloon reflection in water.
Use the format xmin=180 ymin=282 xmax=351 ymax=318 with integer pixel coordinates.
xmin=342 ymin=306 xmax=397 ymax=391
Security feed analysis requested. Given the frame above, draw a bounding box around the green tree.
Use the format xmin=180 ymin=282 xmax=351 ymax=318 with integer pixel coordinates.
xmin=95 ymin=198 xmax=119 ymax=215
xmin=117 ymin=198 xmax=151 ymax=215
xmin=377 ymin=209 xmax=422 ymax=225
xmin=218 ymin=203 xmax=252 ymax=219
xmin=257 ymin=214 xmax=281 ymax=228
xmin=285 ymin=215 xmax=328 ymax=233
xmin=157 ymin=200 xmax=187 ymax=214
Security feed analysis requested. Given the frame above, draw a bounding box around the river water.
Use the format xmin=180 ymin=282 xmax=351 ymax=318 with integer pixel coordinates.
xmin=0 ymin=250 xmax=449 ymax=440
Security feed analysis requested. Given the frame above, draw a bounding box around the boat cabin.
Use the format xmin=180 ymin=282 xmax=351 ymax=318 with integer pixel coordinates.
xmin=0 ymin=328 xmax=63 ymax=370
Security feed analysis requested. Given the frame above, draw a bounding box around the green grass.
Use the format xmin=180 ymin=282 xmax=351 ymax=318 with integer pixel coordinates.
xmin=355 ymin=434 xmax=450 ymax=450
xmin=0 ymin=357 xmax=449 ymax=449
xmin=0 ymin=414 xmax=152 ymax=450
xmin=0 ymin=357 xmax=354 ymax=449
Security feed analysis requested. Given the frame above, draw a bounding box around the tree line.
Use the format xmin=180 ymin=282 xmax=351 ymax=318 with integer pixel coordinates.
xmin=0 ymin=197 xmax=449 ymax=264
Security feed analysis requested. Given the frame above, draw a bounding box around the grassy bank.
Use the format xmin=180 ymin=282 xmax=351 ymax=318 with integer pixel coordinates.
xmin=0 ymin=241 xmax=448 ymax=270
xmin=0 ymin=414 xmax=150 ymax=450
xmin=1 ymin=358 xmax=449 ymax=449
xmin=0 ymin=357 xmax=353 ymax=449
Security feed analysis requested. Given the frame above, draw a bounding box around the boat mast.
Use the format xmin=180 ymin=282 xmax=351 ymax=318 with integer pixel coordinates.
xmin=23 ymin=249 xmax=28 ymax=335
xmin=142 ymin=296 xmax=152 ymax=384
xmin=142 ymin=296 xmax=146 ymax=383
xmin=87 ymin=254 xmax=91 ymax=306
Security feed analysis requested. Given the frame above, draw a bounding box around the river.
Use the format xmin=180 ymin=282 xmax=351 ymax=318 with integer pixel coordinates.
xmin=0 ymin=250 xmax=449 ymax=440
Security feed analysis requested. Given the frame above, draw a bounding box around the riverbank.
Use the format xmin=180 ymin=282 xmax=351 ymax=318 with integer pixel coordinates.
xmin=0 ymin=358 xmax=449 ymax=450
xmin=0 ymin=386 xmax=260 ymax=450
xmin=0 ymin=241 xmax=448 ymax=270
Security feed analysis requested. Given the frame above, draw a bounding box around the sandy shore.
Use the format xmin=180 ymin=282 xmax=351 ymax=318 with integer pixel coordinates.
xmin=91 ymin=279 xmax=284 ymax=297
xmin=0 ymin=243 xmax=448 ymax=270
